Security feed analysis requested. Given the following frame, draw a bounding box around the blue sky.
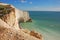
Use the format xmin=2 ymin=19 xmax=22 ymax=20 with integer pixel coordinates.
xmin=0 ymin=0 xmax=60 ymax=11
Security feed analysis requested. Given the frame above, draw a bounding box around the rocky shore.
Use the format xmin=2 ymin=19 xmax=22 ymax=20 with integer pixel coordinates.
xmin=0 ymin=3 xmax=42 ymax=40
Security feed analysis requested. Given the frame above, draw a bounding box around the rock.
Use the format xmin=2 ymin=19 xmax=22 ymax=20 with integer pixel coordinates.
xmin=0 ymin=3 xmax=20 ymax=29
xmin=26 ymin=18 xmax=32 ymax=22
xmin=0 ymin=3 xmax=42 ymax=40
xmin=30 ymin=31 xmax=42 ymax=39
xmin=21 ymin=29 xmax=30 ymax=34
xmin=0 ymin=19 xmax=42 ymax=40
xmin=0 ymin=2 xmax=32 ymax=27
xmin=23 ymin=11 xmax=31 ymax=22
xmin=15 ymin=8 xmax=32 ymax=22
xmin=21 ymin=29 xmax=42 ymax=39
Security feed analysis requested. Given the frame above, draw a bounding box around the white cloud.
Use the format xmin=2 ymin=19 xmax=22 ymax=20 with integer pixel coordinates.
xmin=29 ymin=2 xmax=32 ymax=4
xmin=24 ymin=6 xmax=60 ymax=11
xmin=20 ymin=0 xmax=27 ymax=3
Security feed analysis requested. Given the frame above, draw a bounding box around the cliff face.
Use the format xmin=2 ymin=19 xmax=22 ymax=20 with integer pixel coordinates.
xmin=0 ymin=19 xmax=42 ymax=40
xmin=0 ymin=3 xmax=20 ymax=30
xmin=23 ymin=11 xmax=32 ymax=22
xmin=15 ymin=8 xmax=32 ymax=22
xmin=0 ymin=3 xmax=42 ymax=40
xmin=0 ymin=3 xmax=31 ymax=23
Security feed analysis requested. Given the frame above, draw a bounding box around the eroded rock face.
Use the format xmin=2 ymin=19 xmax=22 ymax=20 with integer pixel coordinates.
xmin=15 ymin=9 xmax=32 ymax=22
xmin=0 ymin=3 xmax=32 ymax=29
xmin=30 ymin=31 xmax=42 ymax=39
xmin=0 ymin=3 xmax=42 ymax=40
xmin=0 ymin=3 xmax=32 ymax=23
xmin=15 ymin=9 xmax=32 ymax=28
xmin=0 ymin=4 xmax=20 ymax=30
xmin=0 ymin=19 xmax=42 ymax=40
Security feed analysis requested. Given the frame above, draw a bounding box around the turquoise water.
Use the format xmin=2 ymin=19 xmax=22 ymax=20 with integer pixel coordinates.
xmin=20 ymin=11 xmax=60 ymax=40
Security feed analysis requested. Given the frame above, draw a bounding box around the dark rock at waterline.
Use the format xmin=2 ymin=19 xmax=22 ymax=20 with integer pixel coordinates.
xmin=26 ymin=18 xmax=32 ymax=22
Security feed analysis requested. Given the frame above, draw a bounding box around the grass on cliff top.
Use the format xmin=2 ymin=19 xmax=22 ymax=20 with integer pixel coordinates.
xmin=0 ymin=5 xmax=11 ymax=17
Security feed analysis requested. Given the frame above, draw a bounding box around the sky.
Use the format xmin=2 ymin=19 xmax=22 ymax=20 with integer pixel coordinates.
xmin=0 ymin=0 xmax=60 ymax=11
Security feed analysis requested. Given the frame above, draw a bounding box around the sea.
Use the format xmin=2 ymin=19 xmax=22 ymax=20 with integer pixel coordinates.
xmin=20 ymin=11 xmax=60 ymax=40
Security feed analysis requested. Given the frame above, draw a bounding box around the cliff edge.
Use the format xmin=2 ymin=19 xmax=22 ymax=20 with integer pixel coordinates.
xmin=0 ymin=3 xmax=42 ymax=40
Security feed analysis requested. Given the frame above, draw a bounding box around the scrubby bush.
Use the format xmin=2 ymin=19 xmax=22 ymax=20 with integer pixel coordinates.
xmin=0 ymin=5 xmax=10 ymax=14
xmin=0 ymin=5 xmax=11 ymax=17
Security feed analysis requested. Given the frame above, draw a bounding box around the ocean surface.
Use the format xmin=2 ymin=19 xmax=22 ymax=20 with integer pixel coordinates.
xmin=20 ymin=11 xmax=60 ymax=40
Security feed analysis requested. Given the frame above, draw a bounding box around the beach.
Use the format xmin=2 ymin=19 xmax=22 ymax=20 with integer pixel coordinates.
xmin=21 ymin=11 xmax=60 ymax=40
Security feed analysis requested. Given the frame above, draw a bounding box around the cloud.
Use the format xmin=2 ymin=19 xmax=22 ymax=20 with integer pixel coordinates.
xmin=24 ymin=6 xmax=60 ymax=11
xmin=20 ymin=0 xmax=33 ymax=4
xmin=20 ymin=0 xmax=27 ymax=3
xmin=29 ymin=2 xmax=32 ymax=4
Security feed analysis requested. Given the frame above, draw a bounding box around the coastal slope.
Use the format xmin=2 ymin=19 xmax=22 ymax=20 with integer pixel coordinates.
xmin=0 ymin=3 xmax=42 ymax=40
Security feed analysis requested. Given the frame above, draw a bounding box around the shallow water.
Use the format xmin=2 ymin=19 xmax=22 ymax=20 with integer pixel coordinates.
xmin=20 ymin=11 xmax=60 ymax=40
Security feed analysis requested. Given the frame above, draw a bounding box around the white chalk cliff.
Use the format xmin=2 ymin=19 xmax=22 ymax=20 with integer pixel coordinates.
xmin=0 ymin=3 xmax=42 ymax=40
xmin=15 ymin=9 xmax=31 ymax=22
